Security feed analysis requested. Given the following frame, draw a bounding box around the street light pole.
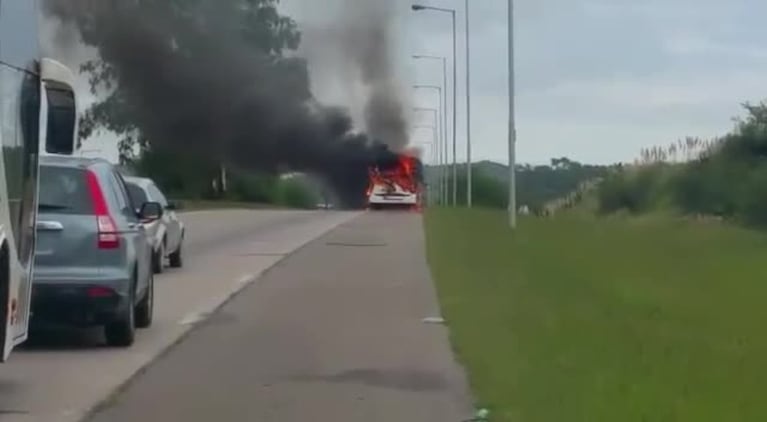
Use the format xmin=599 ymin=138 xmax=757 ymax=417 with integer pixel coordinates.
xmin=413 ymin=84 xmax=444 ymax=205
xmin=412 ymin=4 xmax=458 ymax=207
xmin=413 ymin=137 xmax=437 ymax=205
xmin=441 ymin=58 xmax=449 ymax=206
xmin=412 ymin=55 xmax=449 ymax=206
xmin=451 ymin=11 xmax=458 ymax=207
xmin=413 ymin=107 xmax=440 ymax=205
xmin=464 ymin=0 xmax=473 ymax=208
xmin=508 ymin=0 xmax=517 ymax=229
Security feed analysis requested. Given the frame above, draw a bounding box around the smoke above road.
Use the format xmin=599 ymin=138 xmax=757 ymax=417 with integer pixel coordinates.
xmin=282 ymin=0 xmax=412 ymax=150
xmin=335 ymin=0 xmax=411 ymax=150
xmin=40 ymin=0 xmax=411 ymax=208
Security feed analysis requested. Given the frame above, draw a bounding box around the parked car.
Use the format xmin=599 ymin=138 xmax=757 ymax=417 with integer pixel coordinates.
xmin=123 ymin=177 xmax=185 ymax=274
xmin=32 ymin=156 xmax=161 ymax=346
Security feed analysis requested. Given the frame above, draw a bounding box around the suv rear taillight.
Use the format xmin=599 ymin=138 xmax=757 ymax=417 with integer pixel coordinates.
xmin=85 ymin=170 xmax=120 ymax=249
xmin=87 ymin=286 xmax=116 ymax=298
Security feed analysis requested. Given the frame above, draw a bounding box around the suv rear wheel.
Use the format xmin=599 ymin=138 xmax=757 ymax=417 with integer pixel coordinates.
xmin=105 ymin=282 xmax=136 ymax=347
xmin=135 ymin=272 xmax=154 ymax=328
xmin=0 ymin=244 xmax=9 ymax=351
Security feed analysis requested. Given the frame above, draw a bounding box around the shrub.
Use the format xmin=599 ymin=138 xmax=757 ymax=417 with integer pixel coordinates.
xmin=134 ymin=149 xmax=219 ymax=199
xmin=734 ymin=165 xmax=767 ymax=226
xmin=228 ymin=172 xmax=279 ymax=203
xmin=597 ymin=102 xmax=767 ymax=228
xmin=597 ymin=166 xmax=664 ymax=214
xmin=274 ymin=178 xmax=318 ymax=209
xmin=446 ymin=167 xmax=508 ymax=209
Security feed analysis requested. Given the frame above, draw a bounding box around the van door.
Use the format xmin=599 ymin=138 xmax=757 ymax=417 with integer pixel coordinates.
xmin=0 ymin=0 xmax=44 ymax=360
xmin=12 ymin=66 xmax=41 ymax=345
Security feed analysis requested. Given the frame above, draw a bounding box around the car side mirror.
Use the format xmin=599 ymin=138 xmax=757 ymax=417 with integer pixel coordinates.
xmin=139 ymin=202 xmax=163 ymax=221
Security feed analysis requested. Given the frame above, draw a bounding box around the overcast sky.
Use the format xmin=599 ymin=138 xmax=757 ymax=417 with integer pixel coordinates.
xmin=286 ymin=0 xmax=767 ymax=165
xmin=74 ymin=0 xmax=767 ymax=166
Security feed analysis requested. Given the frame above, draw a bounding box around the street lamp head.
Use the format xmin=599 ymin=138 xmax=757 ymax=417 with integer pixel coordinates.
xmin=412 ymin=4 xmax=426 ymax=11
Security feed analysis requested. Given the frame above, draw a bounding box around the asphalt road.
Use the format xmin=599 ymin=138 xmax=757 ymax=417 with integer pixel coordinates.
xmin=85 ymin=211 xmax=472 ymax=422
xmin=0 ymin=209 xmax=358 ymax=422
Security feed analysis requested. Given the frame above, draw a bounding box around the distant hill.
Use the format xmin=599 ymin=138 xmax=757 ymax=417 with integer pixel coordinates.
xmin=426 ymin=158 xmax=613 ymax=210
xmin=474 ymin=161 xmax=509 ymax=183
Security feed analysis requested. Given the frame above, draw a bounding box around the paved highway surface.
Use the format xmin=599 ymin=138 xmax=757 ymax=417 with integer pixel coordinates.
xmin=0 ymin=210 xmax=471 ymax=422
xmin=0 ymin=210 xmax=357 ymax=422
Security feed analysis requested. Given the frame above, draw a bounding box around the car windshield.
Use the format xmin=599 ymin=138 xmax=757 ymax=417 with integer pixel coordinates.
xmin=146 ymin=183 xmax=168 ymax=207
xmin=126 ymin=182 xmax=149 ymax=207
xmin=38 ymin=166 xmax=91 ymax=214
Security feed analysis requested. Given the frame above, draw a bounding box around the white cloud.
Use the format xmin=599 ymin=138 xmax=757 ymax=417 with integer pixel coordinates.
xmin=514 ymin=66 xmax=767 ymax=164
xmin=662 ymin=33 xmax=767 ymax=61
xmin=580 ymin=0 xmax=745 ymax=21
xmin=537 ymin=70 xmax=767 ymax=109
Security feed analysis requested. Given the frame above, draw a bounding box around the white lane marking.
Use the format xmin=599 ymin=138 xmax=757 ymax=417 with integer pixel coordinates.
xmin=422 ymin=316 xmax=446 ymax=325
xmin=236 ymin=274 xmax=256 ymax=287
xmin=179 ymin=312 xmax=210 ymax=326
xmin=178 ymin=273 xmax=257 ymax=326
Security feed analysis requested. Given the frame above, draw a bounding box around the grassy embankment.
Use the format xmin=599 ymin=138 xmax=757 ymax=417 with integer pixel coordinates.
xmin=425 ymin=208 xmax=767 ymax=421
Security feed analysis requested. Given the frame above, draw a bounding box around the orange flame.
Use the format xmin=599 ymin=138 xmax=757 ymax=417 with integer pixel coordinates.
xmin=366 ymin=154 xmax=424 ymax=211
xmin=399 ymin=155 xmax=413 ymax=177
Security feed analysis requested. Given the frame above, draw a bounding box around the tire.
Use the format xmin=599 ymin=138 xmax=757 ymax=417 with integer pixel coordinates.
xmin=169 ymin=237 xmax=183 ymax=269
xmin=152 ymin=243 xmax=164 ymax=274
xmin=135 ymin=271 xmax=154 ymax=329
xmin=105 ymin=283 xmax=136 ymax=347
xmin=0 ymin=244 xmax=9 ymax=351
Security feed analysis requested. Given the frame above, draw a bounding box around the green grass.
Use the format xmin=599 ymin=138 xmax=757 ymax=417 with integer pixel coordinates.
xmin=425 ymin=208 xmax=767 ymax=421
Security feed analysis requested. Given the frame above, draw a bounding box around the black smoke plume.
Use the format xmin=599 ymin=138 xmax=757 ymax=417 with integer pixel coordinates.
xmin=41 ymin=0 xmax=410 ymax=208
xmin=337 ymin=0 xmax=410 ymax=150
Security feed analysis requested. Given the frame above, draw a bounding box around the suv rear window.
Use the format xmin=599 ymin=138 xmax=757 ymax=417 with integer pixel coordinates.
xmin=38 ymin=165 xmax=92 ymax=214
xmin=125 ymin=182 xmax=149 ymax=207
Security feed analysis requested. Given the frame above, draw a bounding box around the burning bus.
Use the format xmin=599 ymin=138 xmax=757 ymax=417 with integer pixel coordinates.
xmin=366 ymin=149 xmax=424 ymax=211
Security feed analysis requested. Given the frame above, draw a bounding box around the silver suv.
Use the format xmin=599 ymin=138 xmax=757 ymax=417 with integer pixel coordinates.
xmin=32 ymin=156 xmax=160 ymax=347
xmin=124 ymin=177 xmax=185 ymax=274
